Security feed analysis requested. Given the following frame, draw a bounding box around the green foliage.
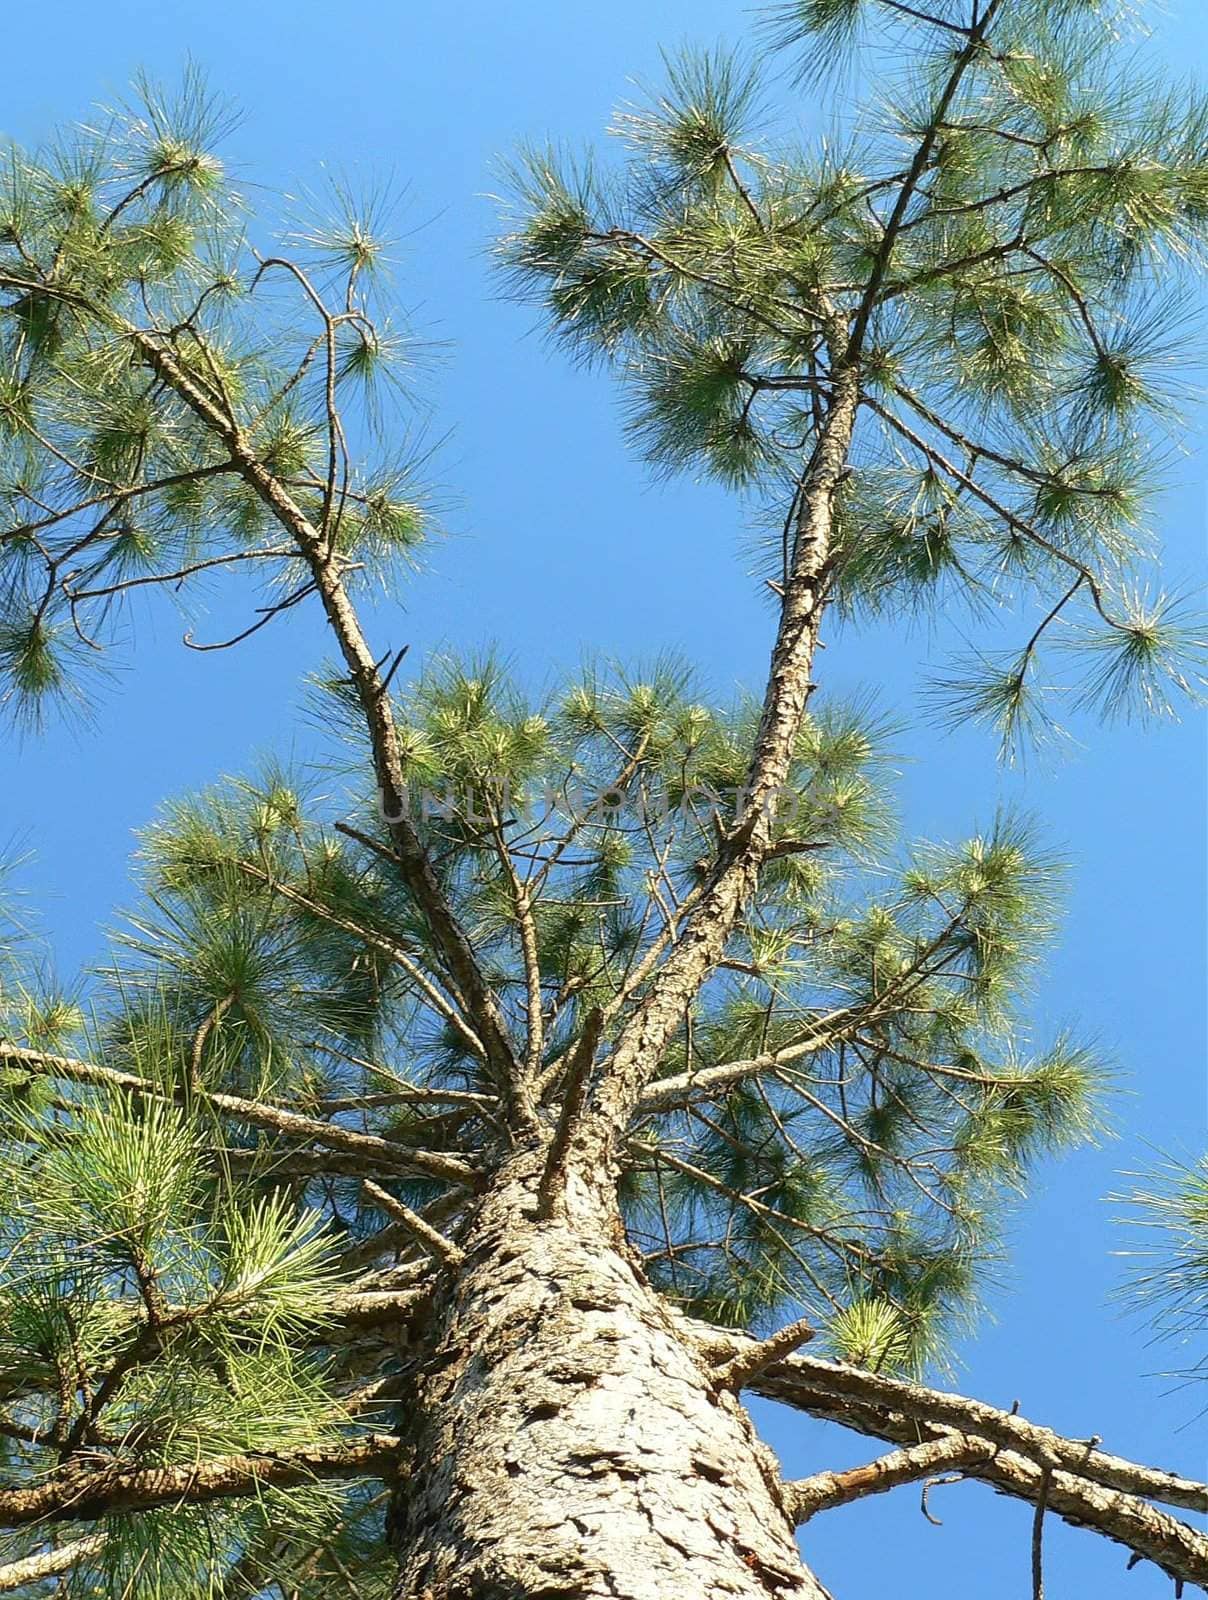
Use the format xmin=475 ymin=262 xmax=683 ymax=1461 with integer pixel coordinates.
xmin=1072 ymin=588 xmax=1206 ymax=721
xmin=0 ymin=74 xmax=429 ymax=728
xmin=613 ymin=48 xmax=765 ymax=193
xmin=499 ymin=8 xmax=1207 ymax=742
xmin=0 ymin=1081 xmax=356 ymax=1599
xmin=828 ymin=1294 xmax=916 ymax=1372
xmin=5 ymin=658 xmax=1105 ymax=1410
xmin=1115 ymin=1155 xmax=1208 ymax=1382
xmin=0 ymin=618 xmax=80 ymax=729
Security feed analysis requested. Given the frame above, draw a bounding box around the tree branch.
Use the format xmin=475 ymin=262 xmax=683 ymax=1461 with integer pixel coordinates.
xmin=0 ymin=1043 xmax=481 ymax=1190
xmin=0 ymin=1436 xmax=401 ymax=1528
xmin=847 ymin=0 xmax=1003 ymax=360
xmin=0 ymin=1534 xmax=107 ymax=1594
xmin=360 ymin=1179 xmax=465 ymax=1268
xmin=224 ymin=856 xmax=486 ymax=1061
xmin=581 ymin=322 xmax=860 ymax=1162
xmin=747 ymin=1342 xmax=1208 ymax=1514
xmin=632 ymin=1009 xmax=853 ymax=1115
xmin=64 ymin=545 xmax=299 ymax=602
xmin=864 ymin=394 xmax=1122 ymax=625
xmin=713 ymin=1314 xmax=817 ymax=1391
xmin=787 ymin=1434 xmax=994 ymax=1524
xmin=691 ymin=1324 xmax=1208 ymax=1587
xmin=110 ymin=316 xmax=523 ymax=1120
xmin=536 ymin=1008 xmax=604 ymax=1220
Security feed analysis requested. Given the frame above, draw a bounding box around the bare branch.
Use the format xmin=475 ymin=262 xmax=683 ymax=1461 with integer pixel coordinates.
xmin=714 ymin=1314 xmax=817 ymax=1391
xmin=64 ymin=545 xmax=300 ymax=602
xmin=749 ymin=1345 xmax=1208 ymax=1514
xmin=787 ymin=1434 xmax=993 ymax=1524
xmin=690 ymin=1323 xmax=1208 ymax=1587
xmin=1 ymin=461 xmax=235 ymax=550
xmin=360 ymin=1179 xmax=466 ymax=1268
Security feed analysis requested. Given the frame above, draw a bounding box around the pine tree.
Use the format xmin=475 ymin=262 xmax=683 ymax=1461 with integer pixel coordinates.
xmin=0 ymin=3 xmax=1205 ymax=1596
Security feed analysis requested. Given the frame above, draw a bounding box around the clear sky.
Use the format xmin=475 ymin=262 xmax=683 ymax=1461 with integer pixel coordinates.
xmin=3 ymin=3 xmax=1206 ymax=1595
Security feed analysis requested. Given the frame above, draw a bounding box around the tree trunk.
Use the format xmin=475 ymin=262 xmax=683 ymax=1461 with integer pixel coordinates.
xmin=392 ymin=1155 xmax=830 ymax=1600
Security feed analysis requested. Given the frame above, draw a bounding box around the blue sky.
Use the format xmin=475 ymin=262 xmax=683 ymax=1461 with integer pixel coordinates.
xmin=3 ymin=2 xmax=1206 ymax=1594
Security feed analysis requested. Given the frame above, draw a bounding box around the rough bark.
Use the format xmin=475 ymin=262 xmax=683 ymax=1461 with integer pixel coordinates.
xmin=391 ymin=1155 xmax=830 ymax=1600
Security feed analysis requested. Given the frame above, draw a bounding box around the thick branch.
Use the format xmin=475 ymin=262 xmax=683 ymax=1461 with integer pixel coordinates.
xmin=536 ymin=1007 xmax=604 ymax=1220
xmin=0 ymin=1043 xmax=480 ymax=1190
xmin=714 ymin=1314 xmax=817 ymax=1391
xmin=0 ymin=1534 xmax=107 ymax=1594
xmin=0 ymin=1436 xmax=400 ymax=1528
xmin=581 ymin=333 xmax=860 ymax=1161
xmin=633 ymin=1010 xmax=852 ymax=1115
xmin=489 ymin=802 xmax=545 ymax=1088
xmin=742 ymin=1344 xmax=1208 ymax=1515
xmin=691 ymin=1324 xmax=1208 ymax=1587
xmin=787 ymin=1434 xmax=994 ymax=1524
xmin=323 ymin=1285 xmax=432 ymax=1333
